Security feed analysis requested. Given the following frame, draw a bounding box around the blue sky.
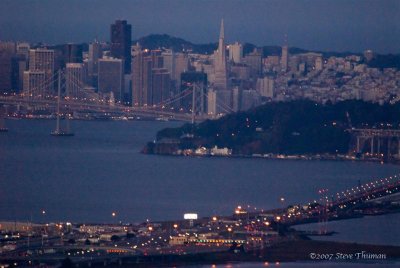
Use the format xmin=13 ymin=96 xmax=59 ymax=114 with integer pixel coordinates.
xmin=0 ymin=0 xmax=399 ymax=53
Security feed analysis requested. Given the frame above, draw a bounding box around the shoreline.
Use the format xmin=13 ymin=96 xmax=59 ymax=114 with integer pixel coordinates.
xmin=143 ymin=149 xmax=398 ymax=166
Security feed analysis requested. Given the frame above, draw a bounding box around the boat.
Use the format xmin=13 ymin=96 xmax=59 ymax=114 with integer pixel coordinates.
xmin=51 ymin=130 xmax=74 ymax=137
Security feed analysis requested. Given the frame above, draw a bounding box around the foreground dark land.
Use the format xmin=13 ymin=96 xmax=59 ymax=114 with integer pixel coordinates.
xmin=144 ymin=100 xmax=400 ymax=161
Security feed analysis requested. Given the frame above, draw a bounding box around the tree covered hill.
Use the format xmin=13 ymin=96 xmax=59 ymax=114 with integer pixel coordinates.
xmin=153 ymin=100 xmax=400 ymax=155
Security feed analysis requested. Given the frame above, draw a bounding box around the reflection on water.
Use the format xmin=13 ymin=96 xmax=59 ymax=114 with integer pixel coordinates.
xmin=1 ymin=119 xmax=399 ymax=252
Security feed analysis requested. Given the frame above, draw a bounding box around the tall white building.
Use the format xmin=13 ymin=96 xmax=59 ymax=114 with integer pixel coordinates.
xmin=256 ymin=77 xmax=274 ymax=98
xmin=281 ymin=44 xmax=289 ymax=72
xmin=66 ymin=63 xmax=85 ymax=98
xmin=28 ymin=48 xmax=55 ymax=94
xmin=23 ymin=71 xmax=46 ymax=97
xmin=87 ymin=41 xmax=102 ymax=88
xmin=213 ymin=19 xmax=228 ymax=91
xmin=229 ymin=42 xmax=243 ymax=63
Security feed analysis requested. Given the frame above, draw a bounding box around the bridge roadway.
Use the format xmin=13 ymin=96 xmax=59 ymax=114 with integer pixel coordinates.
xmin=0 ymin=96 xmax=213 ymax=123
xmin=282 ymin=175 xmax=400 ymax=225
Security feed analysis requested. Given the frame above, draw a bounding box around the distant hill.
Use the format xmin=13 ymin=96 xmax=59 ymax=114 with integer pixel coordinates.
xmin=134 ymin=34 xmax=217 ymax=54
xmin=133 ymin=34 xmax=367 ymax=58
xmin=135 ymin=34 xmax=398 ymax=68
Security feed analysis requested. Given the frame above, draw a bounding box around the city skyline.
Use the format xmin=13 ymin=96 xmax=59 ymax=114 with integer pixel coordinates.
xmin=0 ymin=0 xmax=399 ymax=54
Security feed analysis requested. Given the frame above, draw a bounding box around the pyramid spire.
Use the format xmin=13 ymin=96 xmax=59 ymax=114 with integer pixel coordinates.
xmin=219 ymin=19 xmax=224 ymax=40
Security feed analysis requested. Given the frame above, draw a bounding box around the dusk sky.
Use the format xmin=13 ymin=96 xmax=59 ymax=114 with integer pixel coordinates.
xmin=0 ymin=0 xmax=399 ymax=53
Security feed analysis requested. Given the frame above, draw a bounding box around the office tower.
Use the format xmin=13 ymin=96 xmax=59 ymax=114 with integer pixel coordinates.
xmin=152 ymin=68 xmax=170 ymax=105
xmin=142 ymin=56 xmax=154 ymax=105
xmin=98 ymin=57 xmax=124 ymax=102
xmin=256 ymin=76 xmax=274 ymax=98
xmin=232 ymin=87 xmax=240 ymax=112
xmin=150 ymin=50 xmax=163 ymax=68
xmin=132 ymin=48 xmax=171 ymax=106
xmin=180 ymin=71 xmax=207 ymax=113
xmin=0 ymin=42 xmax=16 ymax=93
xmin=132 ymin=46 xmax=145 ymax=106
xmin=315 ymin=56 xmax=323 ymax=71
xmin=29 ymin=48 xmax=55 ymax=94
xmin=110 ymin=20 xmax=132 ymax=74
xmin=229 ymin=42 xmax=243 ymax=63
xmin=213 ymin=19 xmax=228 ymax=91
xmin=88 ymin=41 xmax=102 ymax=89
xmin=243 ymin=48 xmax=262 ymax=78
xmin=231 ymin=64 xmax=250 ymax=80
xmin=162 ymin=50 xmax=189 ymax=91
xmin=23 ymin=71 xmax=45 ymax=97
xmin=66 ymin=63 xmax=85 ymax=98
xmin=174 ymin=53 xmax=189 ymax=83
xmin=281 ymin=44 xmax=289 ymax=72
xmin=11 ymin=54 xmax=28 ymax=93
xmin=207 ymin=88 xmax=232 ymax=116
xmin=64 ymin=43 xmax=83 ymax=64
xmin=16 ymin=43 xmax=30 ymax=59
xmin=207 ymin=89 xmax=217 ymax=116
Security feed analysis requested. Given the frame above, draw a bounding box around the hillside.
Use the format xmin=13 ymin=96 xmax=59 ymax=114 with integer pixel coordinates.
xmin=147 ymin=100 xmax=400 ymax=156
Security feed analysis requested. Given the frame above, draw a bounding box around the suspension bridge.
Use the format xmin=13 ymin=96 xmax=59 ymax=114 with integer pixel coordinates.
xmin=280 ymin=173 xmax=400 ymax=226
xmin=0 ymin=69 xmax=237 ymax=127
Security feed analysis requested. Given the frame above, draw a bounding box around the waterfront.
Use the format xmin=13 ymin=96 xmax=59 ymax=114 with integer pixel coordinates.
xmin=1 ymin=120 xmax=399 ymax=242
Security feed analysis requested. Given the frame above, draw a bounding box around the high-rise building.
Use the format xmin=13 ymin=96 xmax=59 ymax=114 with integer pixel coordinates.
xmin=11 ymin=54 xmax=28 ymax=93
xmin=152 ymin=68 xmax=170 ymax=105
xmin=23 ymin=71 xmax=45 ymax=97
xmin=64 ymin=43 xmax=83 ymax=64
xmin=229 ymin=42 xmax=243 ymax=63
xmin=162 ymin=50 xmax=189 ymax=91
xmin=66 ymin=63 xmax=85 ymax=98
xmin=110 ymin=20 xmax=132 ymax=74
xmin=243 ymin=48 xmax=262 ymax=78
xmin=0 ymin=42 xmax=16 ymax=93
xmin=98 ymin=57 xmax=124 ymax=102
xmin=281 ymin=41 xmax=289 ymax=72
xmin=213 ymin=19 xmax=228 ymax=91
xmin=28 ymin=48 xmax=55 ymax=94
xmin=16 ymin=43 xmax=30 ymax=59
xmin=132 ymin=45 xmax=145 ymax=106
xmin=256 ymin=76 xmax=274 ymax=98
xmin=132 ymin=48 xmax=171 ymax=106
xmin=315 ymin=56 xmax=323 ymax=71
xmin=87 ymin=41 xmax=102 ymax=89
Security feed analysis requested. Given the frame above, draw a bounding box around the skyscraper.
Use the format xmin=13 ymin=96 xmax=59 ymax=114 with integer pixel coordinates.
xmin=132 ymin=45 xmax=145 ymax=106
xmin=0 ymin=42 xmax=16 ymax=93
xmin=29 ymin=48 xmax=55 ymax=94
xmin=110 ymin=20 xmax=132 ymax=74
xmin=132 ymin=48 xmax=171 ymax=106
xmin=66 ymin=63 xmax=85 ymax=98
xmin=23 ymin=71 xmax=45 ymax=97
xmin=243 ymin=48 xmax=262 ymax=79
xmin=281 ymin=36 xmax=289 ymax=72
xmin=213 ymin=19 xmax=228 ymax=91
xmin=64 ymin=43 xmax=83 ymax=64
xmin=98 ymin=57 xmax=124 ymax=102
xmin=152 ymin=68 xmax=170 ymax=105
xmin=229 ymin=42 xmax=243 ymax=64
xmin=88 ymin=41 xmax=102 ymax=89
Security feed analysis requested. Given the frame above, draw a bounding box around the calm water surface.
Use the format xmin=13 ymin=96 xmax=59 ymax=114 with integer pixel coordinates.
xmin=0 ymin=119 xmax=399 ymax=247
